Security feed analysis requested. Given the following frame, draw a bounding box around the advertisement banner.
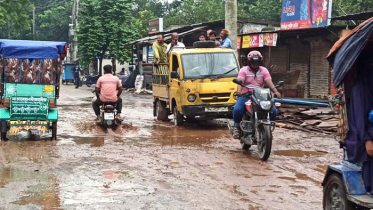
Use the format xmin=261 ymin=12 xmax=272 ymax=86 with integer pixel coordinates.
xmin=281 ymin=0 xmax=332 ymax=30
xmin=149 ymin=18 xmax=164 ymax=35
xmin=241 ymin=33 xmax=278 ymax=48
xmin=237 ymin=36 xmax=242 ymax=50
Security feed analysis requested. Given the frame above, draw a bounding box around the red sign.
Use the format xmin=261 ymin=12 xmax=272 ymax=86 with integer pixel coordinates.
xmin=237 ymin=36 xmax=242 ymax=50
xmin=241 ymin=33 xmax=278 ymax=49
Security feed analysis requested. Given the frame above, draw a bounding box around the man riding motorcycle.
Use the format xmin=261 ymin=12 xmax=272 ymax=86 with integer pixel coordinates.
xmin=233 ymin=51 xmax=281 ymax=139
xmin=93 ymin=65 xmax=123 ymax=122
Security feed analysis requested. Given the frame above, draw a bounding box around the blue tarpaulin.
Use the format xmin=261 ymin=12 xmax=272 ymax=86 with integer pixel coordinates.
xmin=0 ymin=39 xmax=67 ymax=59
xmin=328 ymin=19 xmax=373 ymax=87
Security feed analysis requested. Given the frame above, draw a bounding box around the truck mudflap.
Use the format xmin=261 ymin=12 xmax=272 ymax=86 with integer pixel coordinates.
xmin=181 ymin=105 xmax=234 ymax=118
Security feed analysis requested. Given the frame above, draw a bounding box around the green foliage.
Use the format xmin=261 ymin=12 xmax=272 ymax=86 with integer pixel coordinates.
xmin=0 ymin=0 xmax=34 ymax=39
xmin=246 ymin=0 xmax=282 ymax=22
xmin=78 ymin=0 xmax=134 ymax=69
xmin=37 ymin=3 xmax=71 ymax=41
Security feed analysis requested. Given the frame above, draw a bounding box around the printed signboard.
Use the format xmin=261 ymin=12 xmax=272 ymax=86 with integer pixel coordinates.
xmin=241 ymin=33 xmax=278 ymax=49
xmin=149 ymin=18 xmax=164 ymax=35
xmin=281 ymin=0 xmax=332 ymax=30
xmin=10 ymin=97 xmax=49 ymax=117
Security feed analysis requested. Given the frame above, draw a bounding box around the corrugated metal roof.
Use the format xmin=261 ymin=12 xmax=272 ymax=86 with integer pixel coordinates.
xmin=128 ymin=26 xmax=207 ymax=45
xmin=332 ymin=11 xmax=373 ymax=21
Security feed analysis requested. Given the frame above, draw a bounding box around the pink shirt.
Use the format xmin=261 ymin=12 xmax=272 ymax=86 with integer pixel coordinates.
xmin=96 ymin=74 xmax=122 ymax=102
xmin=237 ymin=66 xmax=271 ymax=93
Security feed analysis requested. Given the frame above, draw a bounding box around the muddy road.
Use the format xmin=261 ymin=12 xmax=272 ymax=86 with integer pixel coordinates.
xmin=0 ymin=85 xmax=341 ymax=210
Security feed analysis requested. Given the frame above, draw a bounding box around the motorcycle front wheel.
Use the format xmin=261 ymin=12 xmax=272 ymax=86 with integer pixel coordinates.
xmin=257 ymin=125 xmax=272 ymax=161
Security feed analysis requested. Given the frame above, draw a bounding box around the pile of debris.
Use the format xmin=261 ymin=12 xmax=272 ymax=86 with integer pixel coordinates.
xmin=277 ymin=104 xmax=338 ymax=134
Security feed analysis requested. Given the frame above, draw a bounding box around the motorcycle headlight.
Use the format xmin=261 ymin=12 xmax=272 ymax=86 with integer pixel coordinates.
xmin=188 ymin=94 xmax=197 ymax=102
xmin=260 ymin=101 xmax=272 ymax=110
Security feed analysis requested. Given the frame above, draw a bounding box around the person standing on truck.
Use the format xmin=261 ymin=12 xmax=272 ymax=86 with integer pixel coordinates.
xmin=167 ymin=33 xmax=185 ymax=55
xmin=93 ymin=65 xmax=123 ymax=122
xmin=220 ymin=29 xmax=232 ymax=49
xmin=198 ymin=33 xmax=207 ymax=41
xmin=232 ymin=51 xmax=282 ymax=139
xmin=209 ymin=30 xmax=221 ymax=47
xmin=74 ymin=64 xmax=81 ymax=89
xmin=152 ymin=34 xmax=168 ymax=65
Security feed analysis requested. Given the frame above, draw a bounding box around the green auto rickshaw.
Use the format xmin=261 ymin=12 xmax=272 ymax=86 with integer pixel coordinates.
xmin=0 ymin=40 xmax=67 ymax=140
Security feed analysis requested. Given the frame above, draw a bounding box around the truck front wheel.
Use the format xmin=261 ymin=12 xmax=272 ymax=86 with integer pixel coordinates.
xmin=173 ymin=106 xmax=184 ymax=126
xmin=156 ymin=100 xmax=168 ymax=121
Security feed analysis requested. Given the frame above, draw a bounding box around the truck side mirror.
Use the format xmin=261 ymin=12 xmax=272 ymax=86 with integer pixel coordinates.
xmin=170 ymin=71 xmax=179 ymax=79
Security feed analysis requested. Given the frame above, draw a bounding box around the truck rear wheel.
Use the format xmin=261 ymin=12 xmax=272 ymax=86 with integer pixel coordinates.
xmin=51 ymin=122 xmax=57 ymax=140
xmin=173 ymin=106 xmax=184 ymax=126
xmin=156 ymin=100 xmax=168 ymax=121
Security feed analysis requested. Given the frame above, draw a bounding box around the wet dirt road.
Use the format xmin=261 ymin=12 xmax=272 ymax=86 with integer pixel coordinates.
xmin=0 ymin=85 xmax=341 ymax=210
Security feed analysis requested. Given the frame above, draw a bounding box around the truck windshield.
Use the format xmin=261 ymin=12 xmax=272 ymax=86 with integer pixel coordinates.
xmin=181 ymin=53 xmax=239 ymax=79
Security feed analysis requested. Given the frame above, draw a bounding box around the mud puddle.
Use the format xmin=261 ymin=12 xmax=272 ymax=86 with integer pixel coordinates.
xmin=274 ymin=149 xmax=326 ymax=157
xmin=0 ymin=167 xmax=61 ymax=209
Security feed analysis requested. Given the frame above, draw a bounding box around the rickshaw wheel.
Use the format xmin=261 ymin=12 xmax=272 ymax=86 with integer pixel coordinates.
xmin=51 ymin=122 xmax=57 ymax=140
xmin=1 ymin=132 xmax=8 ymax=141
xmin=323 ymin=173 xmax=356 ymax=210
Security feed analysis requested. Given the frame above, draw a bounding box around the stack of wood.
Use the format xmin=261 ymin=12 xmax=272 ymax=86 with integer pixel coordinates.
xmin=276 ymin=104 xmax=338 ymax=134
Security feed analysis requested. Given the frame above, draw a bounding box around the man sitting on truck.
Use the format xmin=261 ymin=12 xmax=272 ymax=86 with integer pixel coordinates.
xmin=93 ymin=65 xmax=123 ymax=122
xmin=232 ymin=51 xmax=282 ymax=139
xmin=167 ymin=32 xmax=185 ymax=55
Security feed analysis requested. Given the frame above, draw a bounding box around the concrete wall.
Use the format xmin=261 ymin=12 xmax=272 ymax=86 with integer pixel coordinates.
xmin=98 ymin=59 xmax=129 ymax=74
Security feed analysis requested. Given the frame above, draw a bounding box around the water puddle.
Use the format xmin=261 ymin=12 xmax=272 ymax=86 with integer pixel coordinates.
xmin=314 ymin=164 xmax=328 ymax=174
xmin=295 ymin=173 xmax=320 ymax=185
xmin=278 ymin=176 xmax=297 ymax=182
xmin=73 ymin=137 xmax=105 ymax=147
xmin=149 ymin=124 xmax=229 ymax=146
xmin=0 ymin=167 xmax=61 ymax=209
xmin=274 ymin=150 xmax=326 ymax=157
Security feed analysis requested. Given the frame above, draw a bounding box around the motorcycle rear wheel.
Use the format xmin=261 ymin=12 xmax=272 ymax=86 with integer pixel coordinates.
xmin=241 ymin=143 xmax=251 ymax=150
xmin=257 ymin=125 xmax=272 ymax=161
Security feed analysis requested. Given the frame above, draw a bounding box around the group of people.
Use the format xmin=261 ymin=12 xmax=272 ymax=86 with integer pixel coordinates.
xmin=152 ymin=29 xmax=232 ymax=65
xmin=198 ymin=29 xmax=232 ymax=49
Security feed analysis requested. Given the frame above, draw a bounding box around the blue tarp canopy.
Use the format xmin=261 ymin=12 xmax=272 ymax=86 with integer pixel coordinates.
xmin=0 ymin=39 xmax=67 ymax=59
xmin=327 ymin=19 xmax=373 ymax=87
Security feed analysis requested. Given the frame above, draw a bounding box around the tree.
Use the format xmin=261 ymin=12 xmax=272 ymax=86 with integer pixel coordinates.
xmin=78 ymin=0 xmax=135 ymax=75
xmin=246 ymin=0 xmax=282 ymax=22
xmin=36 ymin=3 xmax=72 ymax=42
xmin=0 ymin=0 xmax=34 ymax=39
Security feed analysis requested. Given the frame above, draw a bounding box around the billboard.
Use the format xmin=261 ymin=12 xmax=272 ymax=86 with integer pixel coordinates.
xmin=241 ymin=33 xmax=278 ymax=49
xmin=237 ymin=36 xmax=242 ymax=50
xmin=281 ymin=0 xmax=332 ymax=30
xmin=149 ymin=18 xmax=164 ymax=35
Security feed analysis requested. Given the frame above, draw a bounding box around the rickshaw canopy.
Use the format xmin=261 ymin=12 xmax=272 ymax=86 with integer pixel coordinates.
xmin=327 ymin=17 xmax=373 ymax=87
xmin=0 ymin=39 xmax=67 ymax=59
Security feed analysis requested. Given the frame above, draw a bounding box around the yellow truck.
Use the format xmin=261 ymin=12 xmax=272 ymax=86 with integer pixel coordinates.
xmin=152 ymin=42 xmax=239 ymax=125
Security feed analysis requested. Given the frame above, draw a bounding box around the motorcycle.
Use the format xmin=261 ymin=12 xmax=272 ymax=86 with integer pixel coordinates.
xmin=228 ymin=79 xmax=284 ymax=161
xmin=84 ymin=74 xmax=100 ymax=87
xmin=92 ymin=91 xmax=122 ymax=132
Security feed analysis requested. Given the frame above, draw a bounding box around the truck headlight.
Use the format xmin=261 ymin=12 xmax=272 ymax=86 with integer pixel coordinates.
xmin=188 ymin=94 xmax=197 ymax=102
xmin=260 ymin=101 xmax=272 ymax=110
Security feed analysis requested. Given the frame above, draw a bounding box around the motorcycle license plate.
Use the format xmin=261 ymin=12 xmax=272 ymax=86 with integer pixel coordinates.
xmin=205 ymin=107 xmax=228 ymax=112
xmin=104 ymin=113 xmax=115 ymax=120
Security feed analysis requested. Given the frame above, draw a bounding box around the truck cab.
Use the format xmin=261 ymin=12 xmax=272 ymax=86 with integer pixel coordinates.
xmin=152 ymin=44 xmax=239 ymax=125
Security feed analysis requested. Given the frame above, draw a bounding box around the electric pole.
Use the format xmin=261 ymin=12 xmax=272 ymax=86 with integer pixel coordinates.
xmin=33 ymin=7 xmax=35 ymax=40
xmin=69 ymin=0 xmax=79 ymax=63
xmin=225 ymin=0 xmax=237 ymax=53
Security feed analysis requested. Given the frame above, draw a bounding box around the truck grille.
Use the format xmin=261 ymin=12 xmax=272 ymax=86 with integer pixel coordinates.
xmin=200 ymin=93 xmax=231 ymax=103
